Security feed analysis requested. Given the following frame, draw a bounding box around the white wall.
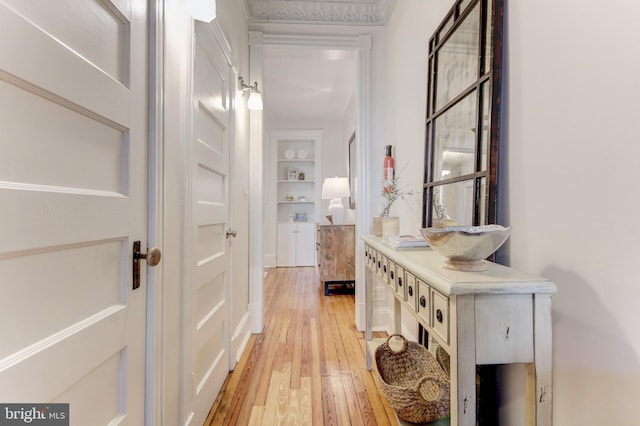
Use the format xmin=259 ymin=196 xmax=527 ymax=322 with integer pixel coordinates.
xmin=387 ymin=0 xmax=640 ymax=424
xmin=500 ymin=1 xmax=640 ymax=424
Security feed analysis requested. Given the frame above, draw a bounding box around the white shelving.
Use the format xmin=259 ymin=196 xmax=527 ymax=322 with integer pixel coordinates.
xmin=272 ymin=130 xmax=322 ymax=266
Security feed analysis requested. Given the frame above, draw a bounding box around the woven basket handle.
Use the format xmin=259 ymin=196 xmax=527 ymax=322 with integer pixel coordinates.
xmin=385 ymin=334 xmax=409 ymax=354
xmin=415 ymin=375 xmax=450 ymax=401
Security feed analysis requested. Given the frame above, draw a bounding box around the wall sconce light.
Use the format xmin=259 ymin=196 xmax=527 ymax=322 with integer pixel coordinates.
xmin=239 ymin=77 xmax=263 ymax=110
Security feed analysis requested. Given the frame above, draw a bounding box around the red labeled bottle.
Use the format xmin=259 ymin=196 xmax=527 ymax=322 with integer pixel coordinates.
xmin=383 ymin=145 xmax=394 ymax=193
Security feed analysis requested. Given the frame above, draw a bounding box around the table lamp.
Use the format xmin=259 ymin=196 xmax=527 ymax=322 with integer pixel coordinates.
xmin=322 ymin=177 xmax=350 ymax=224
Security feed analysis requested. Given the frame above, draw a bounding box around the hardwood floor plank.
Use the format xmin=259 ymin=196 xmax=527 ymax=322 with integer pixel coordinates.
xmin=300 ymin=317 xmax=312 ymax=379
xmin=310 ymin=317 xmax=325 ymax=425
xmin=262 ymin=368 xmax=282 ymax=425
xmin=300 ymin=377 xmax=313 ymax=425
xmin=205 ymin=266 xmax=399 ymax=426
xmin=321 ymin=376 xmax=338 ymax=426
xmin=331 ymin=375 xmax=351 ymax=424
xmin=247 ymin=406 xmax=264 ymax=426
xmin=342 ymin=372 xmax=365 ymax=426
xmin=276 ymin=363 xmax=293 ymax=423
xmin=291 ymin=318 xmax=304 ymax=388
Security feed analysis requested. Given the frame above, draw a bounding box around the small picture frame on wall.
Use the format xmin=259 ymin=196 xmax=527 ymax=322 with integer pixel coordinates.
xmin=294 ymin=212 xmax=307 ymax=222
xmin=287 ymin=168 xmax=299 ymax=180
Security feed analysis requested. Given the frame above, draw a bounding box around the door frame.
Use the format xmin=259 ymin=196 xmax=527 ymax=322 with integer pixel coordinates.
xmin=248 ymin=32 xmax=373 ymax=332
xmin=150 ymin=8 xmax=239 ymax=424
xmin=146 ymin=0 xmax=164 ymax=424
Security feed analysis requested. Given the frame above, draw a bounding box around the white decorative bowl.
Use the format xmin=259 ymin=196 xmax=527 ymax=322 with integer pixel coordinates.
xmin=284 ymin=149 xmax=295 ymax=159
xmin=297 ymin=149 xmax=308 ymax=159
xmin=419 ymin=225 xmax=512 ymax=271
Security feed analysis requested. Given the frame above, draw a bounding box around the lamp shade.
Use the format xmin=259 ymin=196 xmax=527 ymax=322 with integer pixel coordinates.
xmin=322 ymin=177 xmax=350 ymax=199
xmin=247 ymin=90 xmax=263 ymax=110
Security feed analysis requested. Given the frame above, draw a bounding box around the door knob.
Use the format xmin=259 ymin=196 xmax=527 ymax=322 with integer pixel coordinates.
xmin=132 ymin=241 xmax=161 ymax=290
xmin=135 ymin=246 xmax=162 ymax=266
xmin=226 ymin=229 xmax=238 ymax=239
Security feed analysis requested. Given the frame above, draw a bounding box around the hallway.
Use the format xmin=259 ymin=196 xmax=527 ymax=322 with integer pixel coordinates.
xmin=205 ymin=267 xmax=397 ymax=425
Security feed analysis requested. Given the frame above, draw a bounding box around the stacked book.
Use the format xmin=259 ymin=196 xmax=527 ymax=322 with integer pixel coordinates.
xmin=383 ymin=234 xmax=429 ymax=250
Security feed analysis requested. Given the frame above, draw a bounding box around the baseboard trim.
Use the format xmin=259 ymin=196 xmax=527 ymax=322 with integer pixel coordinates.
xmin=230 ymin=312 xmax=252 ymax=368
xmin=248 ymin=301 xmax=263 ymax=333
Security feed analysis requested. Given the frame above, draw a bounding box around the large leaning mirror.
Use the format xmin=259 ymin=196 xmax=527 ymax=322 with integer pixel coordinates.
xmin=422 ymin=0 xmax=504 ymax=227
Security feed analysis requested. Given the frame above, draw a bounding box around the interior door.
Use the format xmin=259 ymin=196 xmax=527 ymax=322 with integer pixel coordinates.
xmin=0 ymin=1 xmax=149 ymax=424
xmin=187 ymin=22 xmax=231 ymax=426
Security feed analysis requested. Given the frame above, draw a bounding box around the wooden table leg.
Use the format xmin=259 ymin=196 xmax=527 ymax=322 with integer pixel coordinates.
xmin=526 ymin=294 xmax=553 ymax=426
xmin=450 ymin=295 xmax=476 ymax=426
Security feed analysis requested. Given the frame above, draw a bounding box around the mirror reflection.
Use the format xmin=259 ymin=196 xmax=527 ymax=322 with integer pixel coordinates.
xmin=433 ymin=92 xmax=477 ymax=181
xmin=431 ymin=178 xmax=487 ymax=227
xmin=435 ymin=4 xmax=480 ymax=110
xmin=431 ymin=181 xmax=474 ymax=227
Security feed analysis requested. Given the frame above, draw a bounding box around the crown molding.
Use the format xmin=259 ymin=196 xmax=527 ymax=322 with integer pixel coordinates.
xmin=245 ymin=0 xmax=397 ymax=25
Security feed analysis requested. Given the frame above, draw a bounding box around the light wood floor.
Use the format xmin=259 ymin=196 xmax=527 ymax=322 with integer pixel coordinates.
xmin=204 ymin=266 xmax=396 ymax=425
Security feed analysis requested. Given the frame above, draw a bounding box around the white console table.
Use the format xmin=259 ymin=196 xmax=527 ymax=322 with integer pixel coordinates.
xmin=362 ymin=235 xmax=556 ymax=426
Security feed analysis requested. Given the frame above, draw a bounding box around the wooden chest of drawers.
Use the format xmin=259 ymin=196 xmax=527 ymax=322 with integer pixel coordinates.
xmin=317 ymin=223 xmax=355 ymax=294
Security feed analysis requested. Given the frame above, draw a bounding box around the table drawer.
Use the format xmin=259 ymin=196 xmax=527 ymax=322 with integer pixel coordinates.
xmin=432 ymin=289 xmax=449 ymax=344
xmin=395 ymin=265 xmax=405 ymax=299
xmin=387 ymin=261 xmax=396 ymax=290
xmin=365 ymin=245 xmax=373 ymax=270
xmin=379 ymin=255 xmax=388 ymax=282
xmin=417 ymin=279 xmax=430 ymax=324
xmin=405 ymin=271 xmax=417 ymax=308
xmin=374 ymin=250 xmax=382 ymax=275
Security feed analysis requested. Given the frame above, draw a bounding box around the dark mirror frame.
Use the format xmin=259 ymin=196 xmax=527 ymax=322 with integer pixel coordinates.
xmin=422 ymin=0 xmax=504 ymax=228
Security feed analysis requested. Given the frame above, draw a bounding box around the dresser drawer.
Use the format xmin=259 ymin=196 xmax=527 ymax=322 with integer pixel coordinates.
xmin=395 ymin=265 xmax=405 ymax=299
xmin=432 ymin=289 xmax=449 ymax=344
xmin=405 ymin=271 xmax=417 ymax=309
xmin=417 ymin=279 xmax=430 ymax=324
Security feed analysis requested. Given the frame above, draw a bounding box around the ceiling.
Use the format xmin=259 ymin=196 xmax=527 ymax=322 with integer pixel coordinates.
xmin=262 ymin=47 xmax=357 ymax=124
xmin=245 ymin=0 xmax=397 ymax=25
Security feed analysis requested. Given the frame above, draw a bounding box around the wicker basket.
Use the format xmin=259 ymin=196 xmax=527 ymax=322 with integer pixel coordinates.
xmin=375 ymin=334 xmax=450 ymax=424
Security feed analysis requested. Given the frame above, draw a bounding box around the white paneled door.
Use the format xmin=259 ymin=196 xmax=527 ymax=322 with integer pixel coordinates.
xmin=187 ymin=23 xmax=232 ymax=426
xmin=0 ymin=0 xmax=149 ymax=424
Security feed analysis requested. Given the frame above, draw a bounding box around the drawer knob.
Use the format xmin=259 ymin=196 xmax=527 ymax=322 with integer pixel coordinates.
xmin=408 ymin=286 xmax=413 ymax=296
xmin=398 ymin=277 xmax=403 ymax=287
xmin=420 ymin=295 xmax=426 ymax=307
xmin=377 ymin=261 xmax=381 ymax=268
xmin=390 ymin=271 xmax=395 ymax=279
xmin=383 ymin=265 xmax=387 ymax=273
xmin=436 ymin=309 xmax=443 ymax=323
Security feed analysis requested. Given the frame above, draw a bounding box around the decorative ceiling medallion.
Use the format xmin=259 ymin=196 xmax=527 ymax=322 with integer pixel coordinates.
xmin=245 ymin=0 xmax=397 ymax=25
